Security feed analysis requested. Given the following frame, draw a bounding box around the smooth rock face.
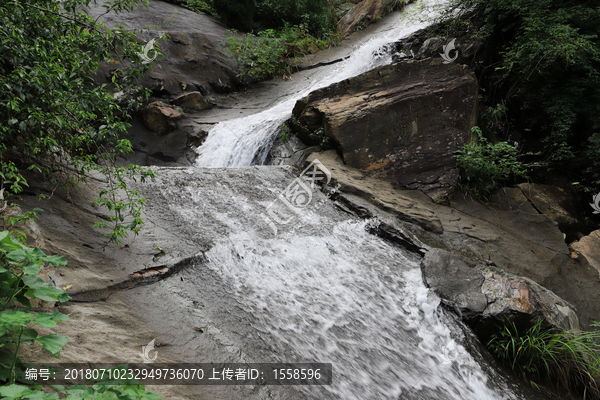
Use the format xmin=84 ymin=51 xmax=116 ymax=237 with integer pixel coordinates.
xmin=305 ymin=151 xmax=444 ymax=233
xmin=337 ymin=0 xmax=400 ymax=38
xmin=421 ymin=249 xmax=580 ymax=338
xmin=517 ymin=183 xmax=586 ymax=240
xmin=571 ymin=230 xmax=600 ymax=275
xmin=142 ymin=102 xmax=183 ymax=135
xmin=87 ymin=1 xmax=240 ymax=95
xmin=170 ymin=91 xmax=212 ymax=112
xmin=291 ymin=58 xmax=478 ymax=198
xmin=487 ymin=187 xmax=539 ymax=214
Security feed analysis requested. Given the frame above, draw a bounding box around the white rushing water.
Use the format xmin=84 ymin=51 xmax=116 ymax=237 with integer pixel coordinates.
xmin=190 ymin=219 xmax=517 ymax=400
xmin=158 ymin=170 xmax=526 ymax=399
xmin=194 ymin=0 xmax=443 ymax=167
xmin=181 ymin=1 xmax=528 ymax=398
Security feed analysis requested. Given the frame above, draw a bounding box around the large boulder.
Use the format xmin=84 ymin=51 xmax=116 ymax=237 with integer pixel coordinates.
xmin=87 ymin=1 xmax=241 ymax=96
xmin=170 ymin=91 xmax=212 ymax=112
xmin=421 ymin=249 xmax=580 ymax=340
xmin=290 ymin=58 xmax=478 ymax=198
xmin=117 ymin=116 xmax=209 ymax=166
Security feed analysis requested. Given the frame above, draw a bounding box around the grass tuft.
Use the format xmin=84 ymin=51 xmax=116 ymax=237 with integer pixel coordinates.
xmin=488 ymin=318 xmax=600 ymax=398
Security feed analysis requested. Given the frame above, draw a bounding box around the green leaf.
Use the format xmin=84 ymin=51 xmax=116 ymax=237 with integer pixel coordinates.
xmin=22 ymin=276 xmax=49 ymax=289
xmin=20 ymin=328 xmax=39 ymax=343
xmin=22 ymin=264 xmax=41 ymax=276
xmin=0 ymin=310 xmax=34 ymax=327
xmin=0 ymin=384 xmax=32 ymax=398
xmin=34 ymin=334 xmax=68 ymax=356
xmin=28 ymin=287 xmax=70 ymax=303
xmin=5 ymin=249 xmax=30 ymax=262
xmin=41 ymin=255 xmax=67 ymax=268
xmin=31 ymin=311 xmax=69 ymax=328
xmin=50 ymin=385 xmax=65 ymax=395
xmin=22 ymin=391 xmax=60 ymax=400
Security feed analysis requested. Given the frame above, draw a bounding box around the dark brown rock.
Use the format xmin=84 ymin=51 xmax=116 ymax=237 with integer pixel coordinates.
xmin=142 ymin=102 xmax=182 ymax=135
xmin=170 ymin=91 xmax=211 ymax=112
xmin=291 ymin=58 xmax=478 ymax=199
xmin=305 ymin=151 xmax=444 ymax=233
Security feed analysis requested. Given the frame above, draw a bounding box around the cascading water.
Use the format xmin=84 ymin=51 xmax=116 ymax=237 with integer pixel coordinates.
xmin=190 ymin=221 xmax=514 ymax=400
xmin=169 ymin=2 xmax=538 ymax=399
xmin=144 ymin=166 xmax=538 ymax=400
xmin=194 ymin=0 xmax=442 ymax=167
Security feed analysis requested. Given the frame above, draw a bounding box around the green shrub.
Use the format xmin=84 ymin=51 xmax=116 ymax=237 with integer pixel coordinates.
xmin=224 ymin=23 xmax=337 ymax=84
xmin=0 ymin=225 xmax=69 ymax=383
xmin=455 ymin=127 xmax=535 ymax=198
xmin=433 ymin=0 xmax=600 ymax=195
xmin=488 ymin=318 xmax=600 ymax=397
xmin=167 ymin=0 xmax=215 ymax=15
xmin=210 ymin=0 xmax=335 ymax=38
xmin=224 ymin=30 xmax=287 ymax=83
xmin=255 ymin=0 xmax=335 ymax=37
xmin=0 ymin=217 xmax=162 ymax=399
xmin=0 ymin=0 xmax=158 ymax=246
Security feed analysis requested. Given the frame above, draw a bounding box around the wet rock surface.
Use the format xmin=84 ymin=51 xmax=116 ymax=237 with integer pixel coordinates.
xmin=265 ymin=135 xmax=322 ymax=166
xmin=307 ymin=149 xmax=600 ymax=330
xmin=391 ymin=32 xmax=485 ymax=70
xmin=291 ymin=58 xmax=478 ymax=199
xmin=421 ymin=249 xmax=580 ymax=340
xmin=337 ymin=0 xmax=405 ymax=38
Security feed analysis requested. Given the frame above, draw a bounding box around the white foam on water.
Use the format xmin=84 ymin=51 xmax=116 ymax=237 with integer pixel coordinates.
xmin=198 ymin=219 xmax=517 ymax=400
xmin=194 ymin=0 xmax=444 ymax=168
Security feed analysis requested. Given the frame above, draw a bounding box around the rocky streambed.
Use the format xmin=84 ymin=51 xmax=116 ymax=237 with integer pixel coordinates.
xmin=12 ymin=0 xmax=600 ymax=399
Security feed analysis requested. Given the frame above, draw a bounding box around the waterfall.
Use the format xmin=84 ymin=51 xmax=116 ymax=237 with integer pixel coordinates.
xmin=168 ymin=1 xmax=537 ymax=398
xmin=151 ymin=166 xmax=533 ymax=400
xmin=194 ymin=0 xmax=442 ymax=167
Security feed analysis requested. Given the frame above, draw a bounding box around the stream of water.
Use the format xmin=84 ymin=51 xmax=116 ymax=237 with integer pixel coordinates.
xmin=180 ymin=2 xmax=535 ymax=398
xmin=194 ymin=0 xmax=445 ymax=167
